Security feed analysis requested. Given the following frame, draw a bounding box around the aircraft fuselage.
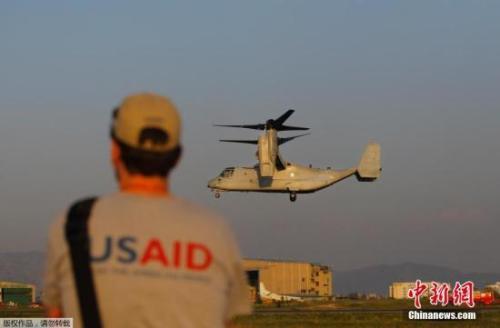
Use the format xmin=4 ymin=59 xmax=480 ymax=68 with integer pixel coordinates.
xmin=208 ymin=163 xmax=356 ymax=194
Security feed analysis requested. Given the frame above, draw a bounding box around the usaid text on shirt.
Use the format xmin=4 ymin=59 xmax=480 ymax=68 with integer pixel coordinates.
xmin=91 ymin=236 xmax=213 ymax=271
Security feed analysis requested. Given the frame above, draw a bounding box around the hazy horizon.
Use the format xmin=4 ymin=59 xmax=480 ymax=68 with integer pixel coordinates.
xmin=2 ymin=250 xmax=500 ymax=276
xmin=1 ymin=1 xmax=499 ymax=273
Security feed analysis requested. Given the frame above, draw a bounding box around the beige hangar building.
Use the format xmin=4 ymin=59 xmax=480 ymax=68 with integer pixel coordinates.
xmin=243 ymin=259 xmax=333 ymax=302
xmin=389 ymin=282 xmax=433 ymax=299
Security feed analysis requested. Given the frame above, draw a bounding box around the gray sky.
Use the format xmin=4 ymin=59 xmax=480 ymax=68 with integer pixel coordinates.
xmin=1 ymin=0 xmax=499 ymax=273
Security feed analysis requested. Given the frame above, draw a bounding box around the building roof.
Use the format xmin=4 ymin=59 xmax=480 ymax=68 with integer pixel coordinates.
xmin=244 ymin=258 xmax=329 ymax=268
xmin=0 ymin=281 xmax=36 ymax=289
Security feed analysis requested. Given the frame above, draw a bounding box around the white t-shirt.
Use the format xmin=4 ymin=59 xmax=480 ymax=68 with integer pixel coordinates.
xmin=43 ymin=193 xmax=251 ymax=328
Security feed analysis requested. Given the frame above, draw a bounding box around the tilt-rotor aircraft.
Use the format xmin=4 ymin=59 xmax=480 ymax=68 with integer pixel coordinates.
xmin=208 ymin=110 xmax=381 ymax=202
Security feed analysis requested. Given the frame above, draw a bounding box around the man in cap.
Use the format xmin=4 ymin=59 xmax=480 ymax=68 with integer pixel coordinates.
xmin=43 ymin=93 xmax=251 ymax=327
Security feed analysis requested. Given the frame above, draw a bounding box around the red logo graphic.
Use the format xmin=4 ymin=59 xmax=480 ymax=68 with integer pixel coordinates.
xmin=429 ymin=282 xmax=450 ymax=306
xmin=408 ymin=280 xmax=475 ymax=308
xmin=408 ymin=280 xmax=428 ymax=309
xmin=452 ymin=281 xmax=475 ymax=308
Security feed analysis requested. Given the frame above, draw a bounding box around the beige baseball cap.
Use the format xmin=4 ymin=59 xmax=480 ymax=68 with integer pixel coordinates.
xmin=111 ymin=93 xmax=181 ymax=152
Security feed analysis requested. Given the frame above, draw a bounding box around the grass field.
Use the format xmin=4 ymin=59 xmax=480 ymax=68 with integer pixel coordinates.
xmin=0 ymin=306 xmax=45 ymax=318
xmin=1 ymin=300 xmax=499 ymax=327
xmin=235 ymin=311 xmax=500 ymax=328
xmin=234 ymin=299 xmax=500 ymax=328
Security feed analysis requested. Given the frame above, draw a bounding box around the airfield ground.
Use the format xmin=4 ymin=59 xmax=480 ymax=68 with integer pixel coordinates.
xmin=1 ymin=299 xmax=499 ymax=327
xmin=234 ymin=299 xmax=500 ymax=328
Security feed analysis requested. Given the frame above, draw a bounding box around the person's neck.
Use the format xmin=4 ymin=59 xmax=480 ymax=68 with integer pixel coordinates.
xmin=119 ymin=174 xmax=169 ymax=196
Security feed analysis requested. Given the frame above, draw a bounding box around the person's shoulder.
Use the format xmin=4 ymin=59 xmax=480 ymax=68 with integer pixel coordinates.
xmin=49 ymin=196 xmax=101 ymax=232
xmin=168 ymin=197 xmax=226 ymax=223
xmin=67 ymin=193 xmax=231 ymax=230
xmin=169 ymin=198 xmax=239 ymax=244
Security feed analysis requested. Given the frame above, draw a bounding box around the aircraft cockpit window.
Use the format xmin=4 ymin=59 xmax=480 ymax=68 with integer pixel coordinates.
xmin=220 ymin=168 xmax=234 ymax=178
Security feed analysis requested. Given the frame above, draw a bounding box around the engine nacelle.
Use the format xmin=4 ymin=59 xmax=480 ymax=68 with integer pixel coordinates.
xmin=258 ymin=134 xmax=274 ymax=177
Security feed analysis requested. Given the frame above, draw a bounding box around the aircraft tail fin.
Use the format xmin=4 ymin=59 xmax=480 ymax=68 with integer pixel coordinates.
xmin=356 ymin=142 xmax=381 ymax=181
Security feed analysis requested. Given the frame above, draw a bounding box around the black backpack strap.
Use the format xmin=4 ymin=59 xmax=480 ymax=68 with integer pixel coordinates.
xmin=64 ymin=197 xmax=102 ymax=328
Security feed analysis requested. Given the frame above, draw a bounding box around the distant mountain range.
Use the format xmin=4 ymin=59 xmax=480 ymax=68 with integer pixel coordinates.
xmin=1 ymin=252 xmax=499 ymax=297
xmin=334 ymin=262 xmax=500 ymax=296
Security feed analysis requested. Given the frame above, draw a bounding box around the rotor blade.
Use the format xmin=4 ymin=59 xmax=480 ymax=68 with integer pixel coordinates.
xmin=219 ymin=139 xmax=259 ymax=144
xmin=274 ymin=109 xmax=295 ymax=126
xmin=277 ymin=125 xmax=310 ymax=131
xmin=278 ymin=133 xmax=310 ymax=145
xmin=213 ymin=124 xmax=266 ymax=130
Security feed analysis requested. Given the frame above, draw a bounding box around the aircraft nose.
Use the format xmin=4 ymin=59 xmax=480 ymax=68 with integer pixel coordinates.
xmin=207 ymin=178 xmax=218 ymax=189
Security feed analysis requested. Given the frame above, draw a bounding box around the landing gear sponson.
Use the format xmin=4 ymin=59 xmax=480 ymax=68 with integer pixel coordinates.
xmin=213 ymin=190 xmax=298 ymax=202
